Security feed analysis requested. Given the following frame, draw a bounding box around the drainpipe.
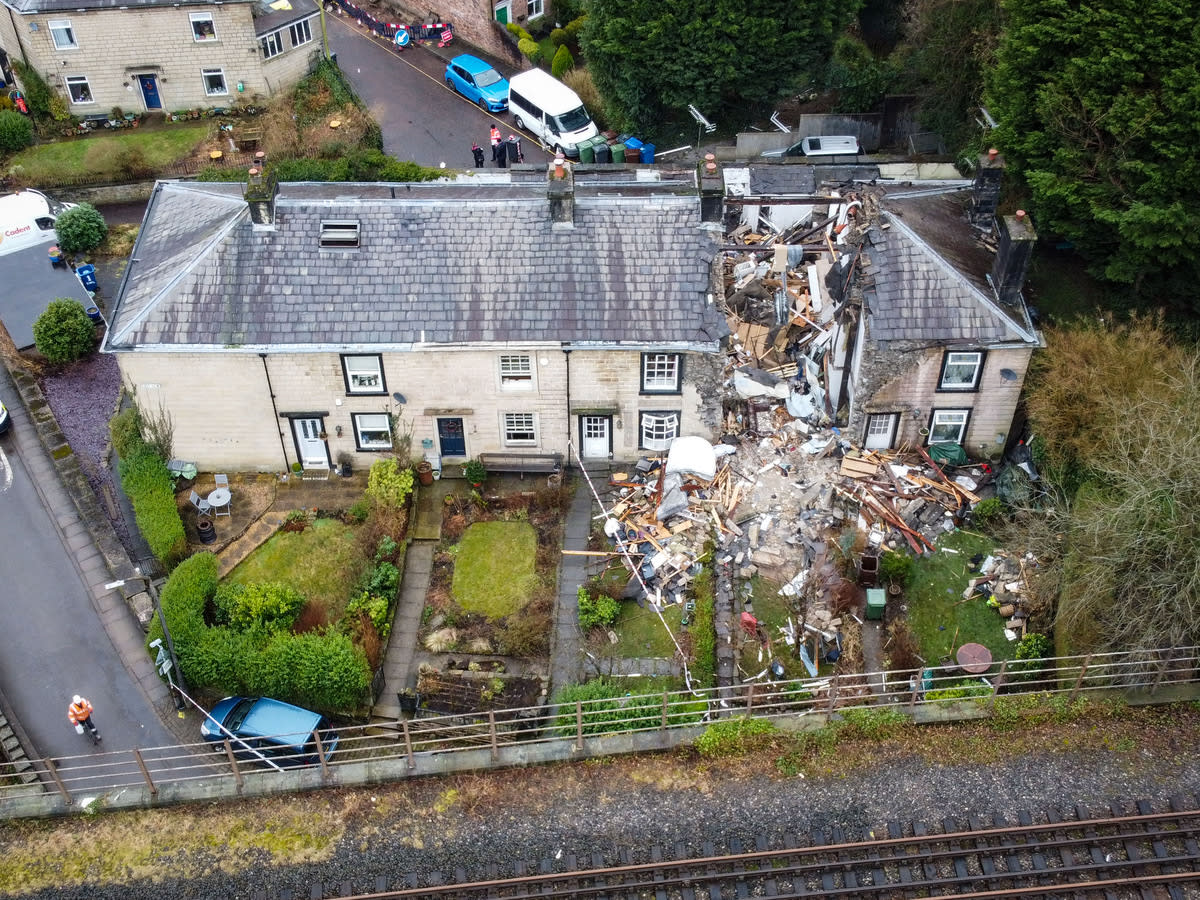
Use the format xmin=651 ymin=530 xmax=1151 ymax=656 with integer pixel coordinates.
xmin=563 ymin=346 xmax=572 ymax=468
xmin=260 ymin=353 xmax=288 ymax=468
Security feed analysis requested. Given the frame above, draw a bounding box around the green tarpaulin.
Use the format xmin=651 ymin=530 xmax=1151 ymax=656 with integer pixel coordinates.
xmin=928 ymin=442 xmax=968 ymax=466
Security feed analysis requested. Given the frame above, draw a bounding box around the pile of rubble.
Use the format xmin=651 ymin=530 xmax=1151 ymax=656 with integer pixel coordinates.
xmin=963 ymin=549 xmax=1038 ymax=641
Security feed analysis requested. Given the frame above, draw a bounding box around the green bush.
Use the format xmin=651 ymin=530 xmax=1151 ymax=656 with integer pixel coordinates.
xmin=563 ymin=14 xmax=587 ymax=42
xmin=972 ymin=497 xmax=1007 ymax=527
xmin=147 ymin=552 xmax=219 ymax=657
xmin=506 ymin=21 xmax=532 ymax=42
xmin=11 ymin=61 xmax=52 ymax=122
xmin=695 ymin=716 xmax=776 ymax=757
xmin=214 ymin=582 xmax=306 ymax=634
xmin=0 ymin=110 xmax=34 ymax=153
xmin=366 ymin=457 xmax=414 ymax=507
xmin=518 ymin=38 xmax=541 ymax=63
xmin=253 ymin=629 xmax=370 ymax=710
xmin=32 ymin=299 xmax=95 ymax=365
xmin=346 ymin=498 xmax=371 ymax=523
xmin=577 ymin=586 xmax=619 ymax=630
xmin=551 ymin=45 xmax=575 ymax=79
xmin=550 ymin=27 xmax=568 ymax=47
xmin=879 ymin=550 xmax=914 ymax=587
xmin=463 ymin=458 xmax=487 ymax=485
xmin=119 ymin=447 xmax=187 ymax=566
xmin=53 ymin=203 xmax=108 ymax=255
xmin=347 ymin=591 xmax=390 ymax=635
xmin=925 ymin=680 xmax=991 ymax=701
xmin=366 ymin=560 xmax=399 ymax=597
xmin=109 ymin=406 xmax=145 ymax=459
xmin=552 ymin=679 xmax=706 ymax=736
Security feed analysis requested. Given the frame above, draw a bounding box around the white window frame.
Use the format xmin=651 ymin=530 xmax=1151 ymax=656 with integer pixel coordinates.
xmin=527 ymin=0 xmax=544 ymax=19
xmin=353 ymin=413 xmax=392 ymax=451
xmin=289 ymin=18 xmax=313 ymax=48
xmin=499 ymin=354 xmax=534 ymax=390
xmin=65 ymin=76 xmax=93 ymax=105
xmin=342 ymin=354 xmax=385 ymax=394
xmin=261 ymin=29 xmax=284 ymax=59
xmin=641 ymin=353 xmax=681 ymax=394
xmin=929 ymin=409 xmax=970 ymax=445
xmin=640 ymin=411 xmax=679 ymax=451
xmin=202 ymin=69 xmax=228 ymax=97
xmin=503 ymin=412 xmax=537 ymax=446
xmin=939 ymin=350 xmax=984 ymax=391
xmin=190 ymin=12 xmax=217 ymax=42
xmin=49 ymin=19 xmax=78 ymax=50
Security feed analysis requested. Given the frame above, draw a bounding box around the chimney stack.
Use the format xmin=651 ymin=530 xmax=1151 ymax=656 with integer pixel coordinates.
xmin=969 ymin=148 xmax=1004 ymax=230
xmin=699 ymin=154 xmax=724 ymax=224
xmin=548 ymin=154 xmax=574 ymax=228
xmin=991 ymin=209 xmax=1037 ymax=306
xmin=244 ymin=168 xmax=278 ymax=228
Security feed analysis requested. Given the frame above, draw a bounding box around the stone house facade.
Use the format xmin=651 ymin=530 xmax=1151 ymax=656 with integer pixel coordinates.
xmin=103 ymin=170 xmax=727 ymax=472
xmin=0 ymin=0 xmax=321 ymax=115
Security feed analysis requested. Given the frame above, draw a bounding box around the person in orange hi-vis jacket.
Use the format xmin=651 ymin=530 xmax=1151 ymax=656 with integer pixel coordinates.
xmin=68 ymin=695 xmax=101 ymax=744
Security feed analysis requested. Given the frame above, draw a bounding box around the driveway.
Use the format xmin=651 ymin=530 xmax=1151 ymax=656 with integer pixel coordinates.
xmin=326 ymin=16 xmax=551 ymax=168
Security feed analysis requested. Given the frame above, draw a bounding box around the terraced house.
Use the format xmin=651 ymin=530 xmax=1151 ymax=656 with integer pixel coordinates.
xmin=0 ymin=0 xmax=321 ymax=115
xmin=102 ymin=168 xmax=729 ymax=473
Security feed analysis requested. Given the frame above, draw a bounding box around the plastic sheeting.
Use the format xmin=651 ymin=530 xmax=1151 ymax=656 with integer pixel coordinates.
xmin=665 ymin=435 xmax=717 ymax=481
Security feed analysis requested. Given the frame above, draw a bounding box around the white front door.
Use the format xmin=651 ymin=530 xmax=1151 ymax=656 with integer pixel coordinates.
xmin=864 ymin=413 xmax=897 ymax=450
xmin=293 ymin=417 xmax=328 ymax=468
xmin=581 ymin=416 xmax=610 ymax=458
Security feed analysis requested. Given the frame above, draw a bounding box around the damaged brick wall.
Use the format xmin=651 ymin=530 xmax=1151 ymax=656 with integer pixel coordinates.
xmin=372 ymin=0 xmax=523 ymax=62
xmin=850 ymin=340 xmax=937 ymax=446
xmin=684 ymin=351 xmax=726 ymax=437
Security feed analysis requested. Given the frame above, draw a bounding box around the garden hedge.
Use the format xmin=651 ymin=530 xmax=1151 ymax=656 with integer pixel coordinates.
xmin=118 ymin=446 xmax=186 ymax=566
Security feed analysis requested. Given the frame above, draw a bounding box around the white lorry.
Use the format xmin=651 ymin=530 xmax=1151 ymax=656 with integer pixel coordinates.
xmin=0 ymin=189 xmax=76 ymax=257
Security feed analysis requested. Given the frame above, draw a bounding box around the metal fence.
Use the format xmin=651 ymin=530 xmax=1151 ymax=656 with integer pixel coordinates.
xmin=2 ymin=646 xmax=1196 ymax=814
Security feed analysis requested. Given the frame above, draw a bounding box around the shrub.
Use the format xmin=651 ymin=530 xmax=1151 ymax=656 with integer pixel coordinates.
xmin=879 ymin=550 xmax=914 ymax=587
xmin=109 ymin=406 xmax=145 ymax=459
xmin=563 ymin=14 xmax=587 ymax=42
xmin=147 ymin=552 xmax=219 ymax=664
xmin=119 ymin=447 xmax=187 ymax=565
xmin=577 ymin=586 xmax=619 ymax=630
xmin=366 ymin=560 xmax=399 ymax=597
xmin=518 ymin=38 xmax=541 ymax=63
xmin=214 ymin=582 xmax=306 ymax=634
xmin=925 ymin=680 xmax=991 ymax=701
xmin=552 ymin=679 xmax=706 ymax=736
xmin=346 ymin=591 xmax=390 ymax=636
xmin=32 ymin=299 xmax=95 ymax=365
xmin=561 ymin=69 xmax=607 ymax=130
xmin=550 ymin=27 xmax=568 ymax=47
xmin=254 ymin=629 xmax=371 ymax=711
xmin=11 ymin=61 xmax=53 ymax=122
xmin=375 ymin=535 xmax=398 ymax=562
xmin=551 ymin=45 xmax=575 ymax=79
xmin=463 ymin=458 xmax=487 ymax=485
xmin=1016 ymin=632 xmax=1051 ymax=660
xmin=971 ymin=497 xmax=1007 ymax=528
xmin=506 ymin=21 xmax=532 ymax=42
xmin=695 ymin=716 xmax=776 ymax=757
xmin=114 ymin=146 xmax=154 ymax=180
xmin=53 ymin=202 xmax=108 ymax=255
xmin=0 ymin=110 xmax=34 ymax=153
xmin=346 ymin=498 xmax=371 ymax=523
xmin=498 ymin=596 xmax=552 ymax=656
xmin=366 ymin=457 xmax=414 ymax=507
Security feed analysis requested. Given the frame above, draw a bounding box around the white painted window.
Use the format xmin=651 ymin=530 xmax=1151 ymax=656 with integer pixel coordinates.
xmin=499 ymin=354 xmax=533 ymax=390
xmin=202 ymin=69 xmax=228 ymax=96
xmin=289 ymin=18 xmax=313 ymax=48
xmin=929 ymin=409 xmax=969 ymax=445
xmin=261 ymin=29 xmax=284 ymax=59
xmin=190 ymin=12 xmax=217 ymax=42
xmin=49 ymin=19 xmax=77 ymax=50
xmin=640 ymin=411 xmax=679 ymax=451
xmin=503 ymin=412 xmax=537 ymax=445
xmin=641 ymin=353 xmax=681 ymax=393
xmin=341 ymin=355 xmax=385 ymax=394
xmin=527 ymin=0 xmax=544 ymax=19
xmin=353 ymin=413 xmax=392 ymax=450
xmin=939 ymin=351 xmax=983 ymax=391
xmin=65 ymin=76 xmax=93 ymax=105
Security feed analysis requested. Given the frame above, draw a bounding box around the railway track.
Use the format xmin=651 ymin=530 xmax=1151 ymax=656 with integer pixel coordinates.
xmin=257 ymin=796 xmax=1200 ymax=899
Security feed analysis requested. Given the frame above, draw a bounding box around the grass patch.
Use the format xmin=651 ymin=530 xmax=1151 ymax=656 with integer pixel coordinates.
xmin=905 ymin=530 xmax=1014 ymax=666
xmin=226 ymin=518 xmax=367 ymax=623
xmin=610 ymin=601 xmax=684 ymax=658
xmin=451 ymin=521 xmax=537 ymax=618
xmin=8 ymin=124 xmax=209 ymax=182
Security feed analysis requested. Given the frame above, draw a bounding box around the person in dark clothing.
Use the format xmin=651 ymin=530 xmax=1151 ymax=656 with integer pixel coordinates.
xmin=506 ymin=135 xmax=523 ymax=164
xmin=472 ymin=142 xmax=485 ymax=167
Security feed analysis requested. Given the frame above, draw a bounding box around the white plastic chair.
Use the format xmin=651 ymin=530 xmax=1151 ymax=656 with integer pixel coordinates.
xmin=188 ymin=490 xmax=211 ymax=516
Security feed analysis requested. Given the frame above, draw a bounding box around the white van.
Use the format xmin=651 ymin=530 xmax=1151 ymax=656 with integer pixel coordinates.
xmin=0 ymin=189 xmax=76 ymax=257
xmin=507 ymin=69 xmax=599 ymax=158
xmin=762 ymin=135 xmax=861 ymax=160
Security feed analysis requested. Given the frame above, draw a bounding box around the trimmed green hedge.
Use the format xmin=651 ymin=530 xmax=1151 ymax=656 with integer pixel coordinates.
xmin=119 ymin=447 xmax=186 ymax=566
xmin=148 ymin=552 xmax=370 ymax=711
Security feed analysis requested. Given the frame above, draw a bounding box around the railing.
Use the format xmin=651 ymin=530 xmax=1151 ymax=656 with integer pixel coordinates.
xmin=2 ymin=646 xmax=1196 ymax=816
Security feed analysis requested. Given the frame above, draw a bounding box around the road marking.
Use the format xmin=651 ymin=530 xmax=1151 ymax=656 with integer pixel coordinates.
xmin=0 ymin=445 xmax=11 ymax=494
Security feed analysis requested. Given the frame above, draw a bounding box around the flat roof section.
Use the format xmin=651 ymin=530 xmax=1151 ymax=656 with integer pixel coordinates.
xmin=0 ymin=247 xmax=95 ymax=349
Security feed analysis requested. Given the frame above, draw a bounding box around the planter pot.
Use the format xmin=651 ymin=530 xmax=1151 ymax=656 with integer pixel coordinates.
xmin=417 ymin=461 xmax=434 ymax=486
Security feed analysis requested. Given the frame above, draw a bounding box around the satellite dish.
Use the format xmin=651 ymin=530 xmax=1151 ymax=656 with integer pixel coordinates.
xmin=392 ymin=392 xmax=407 ymax=404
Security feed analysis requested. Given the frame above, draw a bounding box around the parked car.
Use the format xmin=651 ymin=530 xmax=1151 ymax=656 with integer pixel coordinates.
xmin=0 ymin=400 xmax=9 ymax=435
xmin=200 ymin=696 xmax=339 ymax=766
xmin=761 ymin=135 xmax=862 ymax=160
xmin=444 ymin=55 xmax=509 ymax=112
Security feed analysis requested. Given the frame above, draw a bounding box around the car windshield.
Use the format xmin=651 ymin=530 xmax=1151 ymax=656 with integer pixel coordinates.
xmin=225 ymin=698 xmax=255 ymax=732
xmin=474 ymin=68 xmax=503 ymax=88
xmin=555 ymin=105 xmax=591 ymax=133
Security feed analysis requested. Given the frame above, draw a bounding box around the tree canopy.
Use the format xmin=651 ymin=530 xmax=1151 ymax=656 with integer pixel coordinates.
xmin=986 ymin=0 xmax=1200 ymax=311
xmin=582 ymin=0 xmax=859 ymax=136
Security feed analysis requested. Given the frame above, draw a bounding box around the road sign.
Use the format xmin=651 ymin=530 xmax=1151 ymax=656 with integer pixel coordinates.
xmin=154 ymin=645 xmax=173 ymax=678
xmin=394 ymin=26 xmax=410 ymax=47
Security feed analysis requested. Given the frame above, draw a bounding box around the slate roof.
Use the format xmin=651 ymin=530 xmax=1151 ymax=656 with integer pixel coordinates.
xmin=864 ymin=188 xmax=1039 ymax=347
xmin=105 ymin=180 xmax=726 ymax=352
xmin=4 ymin=0 xmax=252 ymax=13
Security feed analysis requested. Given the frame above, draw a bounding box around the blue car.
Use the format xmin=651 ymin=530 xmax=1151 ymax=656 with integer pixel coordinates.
xmin=200 ymin=696 xmax=339 ymax=767
xmin=445 ymin=54 xmax=509 ymax=112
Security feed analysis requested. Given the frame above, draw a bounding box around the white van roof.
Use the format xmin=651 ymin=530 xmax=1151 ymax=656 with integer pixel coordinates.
xmin=508 ymin=68 xmax=584 ymax=113
xmin=801 ymin=135 xmax=860 ymax=156
xmin=0 ymin=190 xmax=56 ymax=222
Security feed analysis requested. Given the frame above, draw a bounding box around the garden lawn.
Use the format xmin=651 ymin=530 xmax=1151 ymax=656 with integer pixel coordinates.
xmin=745 ymin=575 xmax=818 ymax=680
xmin=905 ymin=530 xmax=1014 ymax=666
xmin=452 ymin=521 xmax=537 ymax=618
xmin=225 ymin=518 xmax=367 ymax=623
xmin=610 ymin=600 xmax=683 ymax=658
xmin=8 ymin=124 xmax=209 ymax=183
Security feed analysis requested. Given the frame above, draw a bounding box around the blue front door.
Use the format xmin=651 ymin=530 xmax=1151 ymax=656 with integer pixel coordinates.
xmin=138 ymin=74 xmax=161 ymax=109
xmin=437 ymin=417 xmax=466 ymax=457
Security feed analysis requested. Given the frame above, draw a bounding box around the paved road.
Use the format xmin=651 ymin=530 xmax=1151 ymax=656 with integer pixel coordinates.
xmin=0 ymin=373 xmax=177 ymax=762
xmin=326 ymin=15 xmax=551 ymax=169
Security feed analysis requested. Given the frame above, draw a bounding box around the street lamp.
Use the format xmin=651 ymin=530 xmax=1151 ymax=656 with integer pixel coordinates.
xmin=105 ymin=571 xmax=187 ymax=712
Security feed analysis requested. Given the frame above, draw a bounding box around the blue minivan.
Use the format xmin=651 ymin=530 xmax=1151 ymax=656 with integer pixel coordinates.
xmin=444 ymin=54 xmax=509 ymax=112
xmin=201 ymin=696 xmax=339 ymax=767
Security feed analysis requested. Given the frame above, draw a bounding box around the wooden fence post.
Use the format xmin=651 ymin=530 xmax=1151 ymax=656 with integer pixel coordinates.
xmin=745 ymin=682 xmax=754 ymax=716
xmin=988 ymin=660 xmax=1008 ymax=712
xmin=826 ymin=675 xmax=839 ymax=713
xmin=488 ymin=711 xmax=499 ymax=761
xmin=1068 ymin=655 xmax=1092 ymax=703
xmin=42 ymin=758 xmax=71 ymax=805
xmin=132 ymin=748 xmax=157 ymax=796
xmin=313 ymin=731 xmax=330 ymax=780
xmin=400 ymin=718 xmax=416 ymax=770
xmin=222 ymin=740 xmax=244 ymax=790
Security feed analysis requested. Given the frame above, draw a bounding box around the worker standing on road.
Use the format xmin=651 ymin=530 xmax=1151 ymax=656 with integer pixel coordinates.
xmin=489 ymin=125 xmax=502 ymax=163
xmin=472 ymin=141 xmax=485 ymax=168
xmin=68 ymin=695 xmax=101 ymax=745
